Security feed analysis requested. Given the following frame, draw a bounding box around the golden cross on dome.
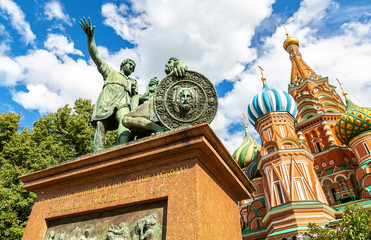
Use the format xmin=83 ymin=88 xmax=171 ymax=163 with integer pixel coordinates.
xmin=258 ymin=65 xmax=266 ymax=85
xmin=336 ymin=78 xmax=348 ymax=100
xmin=252 ymin=135 xmax=257 ymax=149
xmin=242 ymin=113 xmax=248 ymax=129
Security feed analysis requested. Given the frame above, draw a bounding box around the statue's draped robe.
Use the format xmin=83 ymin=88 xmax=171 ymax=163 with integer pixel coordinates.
xmin=91 ymin=61 xmax=138 ymax=130
xmin=129 ymin=93 xmax=158 ymax=122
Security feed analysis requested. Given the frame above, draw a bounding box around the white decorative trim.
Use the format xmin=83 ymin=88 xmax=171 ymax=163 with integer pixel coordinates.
xmin=302 ymin=162 xmax=312 ymax=188
xmin=280 ymin=125 xmax=286 ymax=138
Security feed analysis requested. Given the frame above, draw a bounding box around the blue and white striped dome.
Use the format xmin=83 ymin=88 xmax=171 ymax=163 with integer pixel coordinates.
xmin=248 ymin=84 xmax=297 ymax=127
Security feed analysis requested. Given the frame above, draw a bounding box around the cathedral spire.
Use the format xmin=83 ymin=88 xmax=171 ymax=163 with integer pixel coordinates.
xmin=283 ymin=33 xmax=319 ymax=84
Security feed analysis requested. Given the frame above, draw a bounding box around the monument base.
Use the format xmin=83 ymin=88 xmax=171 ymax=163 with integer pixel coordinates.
xmin=20 ymin=124 xmax=253 ymax=240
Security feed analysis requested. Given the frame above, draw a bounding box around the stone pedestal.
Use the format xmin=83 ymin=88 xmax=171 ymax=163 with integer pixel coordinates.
xmin=20 ymin=124 xmax=253 ymax=240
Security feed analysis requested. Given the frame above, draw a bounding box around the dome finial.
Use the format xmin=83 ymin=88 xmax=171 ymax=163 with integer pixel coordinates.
xmin=284 ymin=26 xmax=289 ymax=38
xmin=242 ymin=113 xmax=248 ymax=129
xmin=251 ymin=136 xmax=257 ymax=149
xmin=336 ymin=78 xmax=348 ymax=101
xmin=258 ymin=65 xmax=266 ymax=85
xmin=283 ymin=28 xmax=299 ymax=50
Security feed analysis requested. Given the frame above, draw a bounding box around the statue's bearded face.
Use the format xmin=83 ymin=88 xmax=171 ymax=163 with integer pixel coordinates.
xmin=165 ymin=59 xmax=175 ymax=75
xmin=177 ymin=89 xmax=195 ymax=112
xmin=122 ymin=61 xmax=135 ymax=76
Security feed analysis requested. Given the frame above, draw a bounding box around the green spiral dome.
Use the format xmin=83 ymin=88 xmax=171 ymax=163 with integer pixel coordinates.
xmin=335 ymin=99 xmax=371 ymax=145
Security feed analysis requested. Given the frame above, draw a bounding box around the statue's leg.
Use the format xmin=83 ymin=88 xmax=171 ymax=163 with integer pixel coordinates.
xmin=122 ymin=116 xmax=165 ymax=132
xmin=94 ymin=120 xmax=106 ymax=152
xmin=116 ymin=107 xmax=132 ymax=144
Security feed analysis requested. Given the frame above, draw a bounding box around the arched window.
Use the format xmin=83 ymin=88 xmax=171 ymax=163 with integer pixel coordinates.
xmin=363 ymin=143 xmax=371 ymax=154
xmin=336 ymin=176 xmax=348 ymax=191
xmin=315 ymin=141 xmax=322 ymax=153
xmin=265 ymin=146 xmax=276 ymax=154
xmin=283 ymin=143 xmax=293 ymax=149
xmin=322 ymin=179 xmax=336 ymax=204
xmin=275 ymin=183 xmax=284 ymax=205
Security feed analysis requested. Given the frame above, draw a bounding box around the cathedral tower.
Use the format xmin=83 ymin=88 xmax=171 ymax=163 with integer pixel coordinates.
xmin=283 ymin=34 xmax=359 ymax=205
xmin=246 ymin=70 xmax=334 ymax=238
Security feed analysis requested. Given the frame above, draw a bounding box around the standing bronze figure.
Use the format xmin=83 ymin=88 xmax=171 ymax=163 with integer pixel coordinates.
xmin=80 ymin=17 xmax=138 ymax=151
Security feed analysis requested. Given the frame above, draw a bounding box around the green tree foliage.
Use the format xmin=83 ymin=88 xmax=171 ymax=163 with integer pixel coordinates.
xmin=0 ymin=99 xmax=117 ymax=239
xmin=308 ymin=204 xmax=371 ymax=240
xmin=0 ymin=112 xmax=21 ymax=152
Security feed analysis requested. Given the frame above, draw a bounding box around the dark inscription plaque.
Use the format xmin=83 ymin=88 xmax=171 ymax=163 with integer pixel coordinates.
xmin=44 ymin=200 xmax=167 ymax=240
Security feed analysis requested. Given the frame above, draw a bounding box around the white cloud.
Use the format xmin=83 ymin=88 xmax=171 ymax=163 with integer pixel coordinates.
xmin=13 ymin=84 xmax=65 ymax=114
xmin=44 ymin=34 xmax=83 ymax=57
xmin=44 ymin=0 xmax=73 ymax=26
xmin=11 ymin=49 xmax=102 ymax=113
xmin=288 ymin=0 xmax=335 ymax=26
xmin=0 ymin=24 xmax=11 ymax=54
xmin=0 ymin=0 xmax=35 ymax=45
xmin=0 ymin=42 xmax=10 ymax=54
xmin=101 ymin=3 xmax=148 ymax=43
xmin=101 ymin=0 xmax=275 ymax=85
xmin=0 ymin=55 xmax=22 ymax=85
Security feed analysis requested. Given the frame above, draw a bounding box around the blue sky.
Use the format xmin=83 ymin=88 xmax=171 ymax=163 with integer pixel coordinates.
xmin=0 ymin=0 xmax=371 ymax=152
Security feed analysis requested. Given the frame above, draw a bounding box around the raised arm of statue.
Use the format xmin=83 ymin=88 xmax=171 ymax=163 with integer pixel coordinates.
xmin=79 ymin=17 xmax=108 ymax=78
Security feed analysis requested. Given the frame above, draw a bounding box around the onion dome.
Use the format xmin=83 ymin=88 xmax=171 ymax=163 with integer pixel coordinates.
xmin=335 ymin=82 xmax=371 ymax=145
xmin=247 ymin=67 xmax=297 ymax=127
xmin=283 ymin=32 xmax=299 ymax=50
xmin=245 ymin=154 xmax=261 ymax=180
xmin=233 ymin=124 xmax=261 ymax=169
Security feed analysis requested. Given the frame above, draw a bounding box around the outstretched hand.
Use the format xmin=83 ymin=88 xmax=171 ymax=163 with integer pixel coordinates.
xmin=79 ymin=17 xmax=95 ymax=38
xmin=168 ymin=59 xmax=188 ymax=77
xmin=173 ymin=60 xmax=188 ymax=77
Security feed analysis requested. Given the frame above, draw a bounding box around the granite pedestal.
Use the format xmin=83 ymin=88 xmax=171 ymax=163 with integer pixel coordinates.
xmin=20 ymin=124 xmax=253 ymax=239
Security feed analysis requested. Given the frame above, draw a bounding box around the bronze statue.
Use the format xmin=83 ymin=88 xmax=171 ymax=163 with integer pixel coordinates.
xmin=79 ymin=17 xmax=217 ymax=150
xmin=122 ymin=77 xmax=166 ymax=138
xmin=121 ymin=58 xmax=189 ymax=138
xmin=80 ymin=17 xmax=138 ymax=151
